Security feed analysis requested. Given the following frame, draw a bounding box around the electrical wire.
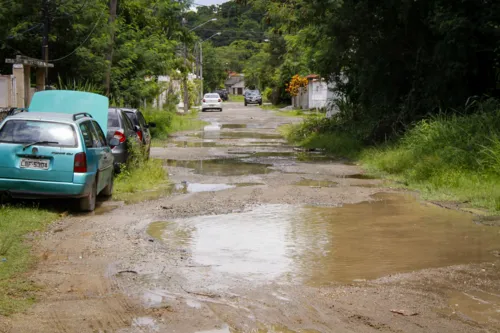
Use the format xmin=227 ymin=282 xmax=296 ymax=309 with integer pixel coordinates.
xmin=6 ymin=23 xmax=44 ymax=39
xmin=48 ymin=12 xmax=104 ymax=62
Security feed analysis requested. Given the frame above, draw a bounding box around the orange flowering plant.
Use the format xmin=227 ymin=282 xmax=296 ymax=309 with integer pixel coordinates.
xmin=285 ymin=74 xmax=308 ymax=97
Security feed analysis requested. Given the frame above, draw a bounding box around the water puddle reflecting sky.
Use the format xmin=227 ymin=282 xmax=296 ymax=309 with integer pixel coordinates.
xmin=159 ymin=193 xmax=500 ymax=285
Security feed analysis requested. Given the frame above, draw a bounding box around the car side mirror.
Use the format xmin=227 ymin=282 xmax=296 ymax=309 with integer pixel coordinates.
xmin=148 ymin=122 xmax=156 ymax=128
xmin=109 ymin=138 xmax=120 ymax=147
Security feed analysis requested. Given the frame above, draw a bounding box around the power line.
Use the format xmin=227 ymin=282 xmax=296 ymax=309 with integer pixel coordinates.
xmin=48 ymin=12 xmax=104 ymax=62
xmin=6 ymin=23 xmax=44 ymax=39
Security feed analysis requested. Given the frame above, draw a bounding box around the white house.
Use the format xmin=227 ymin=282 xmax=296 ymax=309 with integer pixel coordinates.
xmin=224 ymin=74 xmax=245 ymax=95
xmin=292 ymin=74 xmax=344 ymax=116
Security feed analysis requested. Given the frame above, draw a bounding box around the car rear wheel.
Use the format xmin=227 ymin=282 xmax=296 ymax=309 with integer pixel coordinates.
xmin=244 ymin=102 xmax=247 ymax=106
xmin=79 ymin=180 xmax=97 ymax=212
xmin=101 ymin=172 xmax=114 ymax=197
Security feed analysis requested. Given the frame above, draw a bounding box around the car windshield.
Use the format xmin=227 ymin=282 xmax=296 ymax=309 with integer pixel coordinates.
xmin=0 ymin=119 xmax=77 ymax=147
xmin=205 ymin=94 xmax=219 ymax=99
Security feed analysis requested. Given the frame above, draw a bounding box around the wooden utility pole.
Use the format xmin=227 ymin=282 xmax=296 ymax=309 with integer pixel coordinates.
xmin=105 ymin=0 xmax=118 ymax=96
xmin=182 ymin=18 xmax=189 ymax=113
xmin=42 ymin=0 xmax=50 ymax=83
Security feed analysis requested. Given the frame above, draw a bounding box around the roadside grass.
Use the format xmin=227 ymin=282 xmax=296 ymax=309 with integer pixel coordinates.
xmin=142 ymin=108 xmax=208 ymax=140
xmin=114 ymin=137 xmax=169 ymax=202
xmin=285 ymin=109 xmax=500 ymax=212
xmin=229 ymin=95 xmax=244 ymax=102
xmin=113 ymin=158 xmax=170 ymax=202
xmin=0 ymin=205 xmax=58 ymax=315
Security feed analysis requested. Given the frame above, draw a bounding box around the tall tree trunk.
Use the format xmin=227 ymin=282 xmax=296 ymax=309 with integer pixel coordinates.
xmin=105 ymin=0 xmax=118 ymax=97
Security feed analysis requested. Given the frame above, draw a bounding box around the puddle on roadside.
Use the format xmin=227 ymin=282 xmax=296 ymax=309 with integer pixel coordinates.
xmin=346 ymin=173 xmax=377 ymax=180
xmin=147 ymin=221 xmax=193 ymax=247
xmin=296 ymin=153 xmax=336 ymax=162
xmin=221 ymin=124 xmax=247 ymax=129
xmin=192 ymin=132 xmax=283 ymax=140
xmin=132 ymin=317 xmax=159 ymax=332
xmin=170 ymin=141 xmax=218 ymax=148
xmin=165 ymin=159 xmax=272 ymax=176
xmin=444 ymin=290 xmax=500 ymax=324
xmin=250 ymin=152 xmax=296 ymax=158
xmin=158 ymin=193 xmax=500 ymax=285
xmin=293 ymin=179 xmax=337 ymax=187
xmin=175 ymin=183 xmax=236 ymax=193
xmin=233 ymin=182 xmax=265 ymax=187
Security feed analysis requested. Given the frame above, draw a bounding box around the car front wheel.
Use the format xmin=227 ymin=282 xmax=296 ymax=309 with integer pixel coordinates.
xmin=79 ymin=180 xmax=97 ymax=212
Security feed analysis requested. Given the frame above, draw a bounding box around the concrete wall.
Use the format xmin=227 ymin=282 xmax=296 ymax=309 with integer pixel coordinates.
xmin=0 ymin=75 xmax=15 ymax=108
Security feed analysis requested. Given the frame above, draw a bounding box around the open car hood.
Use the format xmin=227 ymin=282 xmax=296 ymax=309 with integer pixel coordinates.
xmin=29 ymin=90 xmax=109 ymax=133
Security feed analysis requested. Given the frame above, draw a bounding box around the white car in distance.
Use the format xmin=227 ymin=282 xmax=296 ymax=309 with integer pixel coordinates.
xmin=202 ymin=93 xmax=223 ymax=112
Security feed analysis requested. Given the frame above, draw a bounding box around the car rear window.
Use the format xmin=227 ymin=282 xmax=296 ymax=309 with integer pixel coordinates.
xmin=108 ymin=110 xmax=121 ymax=128
xmin=124 ymin=111 xmax=139 ymax=126
xmin=205 ymin=94 xmax=219 ymax=98
xmin=0 ymin=120 xmax=77 ymax=147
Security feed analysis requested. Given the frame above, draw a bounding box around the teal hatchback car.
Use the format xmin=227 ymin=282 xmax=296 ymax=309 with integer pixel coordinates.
xmin=0 ymin=91 xmax=118 ymax=211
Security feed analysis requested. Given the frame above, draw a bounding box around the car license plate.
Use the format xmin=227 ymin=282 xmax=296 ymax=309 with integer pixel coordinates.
xmin=209 ymin=104 xmax=215 ymax=106
xmin=20 ymin=158 xmax=50 ymax=170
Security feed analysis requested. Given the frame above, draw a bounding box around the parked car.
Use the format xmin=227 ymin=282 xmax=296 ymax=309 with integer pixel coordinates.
xmin=121 ymin=108 xmax=155 ymax=158
xmin=0 ymin=111 xmax=118 ymax=212
xmin=202 ymin=93 xmax=223 ymax=112
xmin=244 ymin=90 xmax=262 ymax=106
xmin=215 ymin=89 xmax=228 ymax=101
xmin=107 ymin=108 xmax=141 ymax=170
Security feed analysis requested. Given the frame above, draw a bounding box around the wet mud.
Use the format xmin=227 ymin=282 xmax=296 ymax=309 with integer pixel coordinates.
xmin=5 ymin=102 xmax=500 ymax=333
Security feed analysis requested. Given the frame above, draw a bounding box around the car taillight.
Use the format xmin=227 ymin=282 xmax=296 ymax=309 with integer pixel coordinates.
xmin=203 ymin=99 xmax=206 ymax=103
xmin=74 ymin=152 xmax=87 ymax=173
xmin=136 ymin=130 xmax=143 ymax=142
xmin=113 ymin=131 xmax=126 ymax=143
xmin=218 ymin=98 xmax=221 ymax=102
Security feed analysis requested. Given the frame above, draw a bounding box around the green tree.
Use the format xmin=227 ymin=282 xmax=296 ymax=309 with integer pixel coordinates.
xmin=201 ymin=42 xmax=226 ymax=92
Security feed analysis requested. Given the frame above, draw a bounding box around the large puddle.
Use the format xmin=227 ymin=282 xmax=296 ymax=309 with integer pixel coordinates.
xmin=192 ymin=132 xmax=283 ymax=140
xmin=152 ymin=193 xmax=500 ymax=284
xmin=165 ymin=159 xmax=272 ymax=176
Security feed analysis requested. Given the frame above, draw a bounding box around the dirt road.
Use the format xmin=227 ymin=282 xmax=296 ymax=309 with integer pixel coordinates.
xmin=3 ymin=102 xmax=500 ymax=332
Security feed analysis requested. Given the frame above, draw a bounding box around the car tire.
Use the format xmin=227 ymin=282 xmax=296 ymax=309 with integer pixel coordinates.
xmin=100 ymin=172 xmax=114 ymax=198
xmin=244 ymin=102 xmax=247 ymax=106
xmin=79 ymin=180 xmax=97 ymax=212
xmin=219 ymin=108 xmax=222 ymax=112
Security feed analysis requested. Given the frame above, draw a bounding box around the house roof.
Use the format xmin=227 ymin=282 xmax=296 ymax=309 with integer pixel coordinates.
xmin=306 ymin=74 xmax=320 ymax=79
xmin=225 ymin=76 xmax=244 ymax=86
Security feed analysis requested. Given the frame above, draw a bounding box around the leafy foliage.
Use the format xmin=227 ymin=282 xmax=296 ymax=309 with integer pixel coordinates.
xmin=0 ymin=0 xmax=191 ymax=106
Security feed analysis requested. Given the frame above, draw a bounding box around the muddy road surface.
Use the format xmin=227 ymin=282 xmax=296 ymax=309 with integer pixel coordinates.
xmin=3 ymin=102 xmax=500 ymax=333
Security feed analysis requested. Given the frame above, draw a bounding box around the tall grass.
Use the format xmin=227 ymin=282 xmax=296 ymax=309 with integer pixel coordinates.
xmin=114 ymin=137 xmax=169 ymax=201
xmin=285 ymin=100 xmax=500 ymax=211
xmin=142 ymin=107 xmax=207 ymax=139
xmin=361 ymin=111 xmax=500 ymax=211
